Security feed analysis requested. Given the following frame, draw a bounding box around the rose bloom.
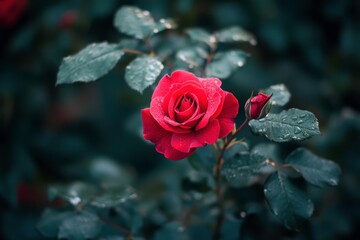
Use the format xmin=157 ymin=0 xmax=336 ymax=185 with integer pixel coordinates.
xmin=141 ymin=70 xmax=239 ymax=160
xmin=245 ymin=92 xmax=271 ymax=119
xmin=0 ymin=0 xmax=27 ymax=27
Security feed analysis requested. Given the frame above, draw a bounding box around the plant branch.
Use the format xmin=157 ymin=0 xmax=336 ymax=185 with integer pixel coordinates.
xmin=212 ymin=118 xmax=249 ymax=240
xmin=122 ymin=48 xmax=147 ymax=55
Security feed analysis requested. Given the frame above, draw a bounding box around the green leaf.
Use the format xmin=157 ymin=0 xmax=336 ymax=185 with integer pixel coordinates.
xmin=285 ymin=148 xmax=341 ymax=187
xmin=48 ymin=182 xmax=96 ymax=206
xmin=87 ymin=157 xmax=133 ymax=187
xmin=37 ymin=209 xmax=74 ymax=238
xmin=249 ymin=108 xmax=320 ymax=142
xmin=154 ymin=18 xmax=177 ymax=33
xmin=264 ymin=172 xmax=314 ymax=229
xmin=222 ymin=144 xmax=272 ymax=187
xmin=176 ymin=47 xmax=207 ymax=69
xmin=188 ymin=144 xmax=216 ymax=175
xmin=114 ymin=6 xmax=155 ymax=39
xmin=251 ymin=143 xmax=281 ymax=164
xmin=125 ymin=56 xmax=163 ymax=93
xmin=114 ymin=201 xmax=143 ymax=233
xmin=261 ymin=84 xmax=291 ymax=106
xmin=205 ymin=50 xmax=247 ymax=79
xmin=224 ymin=141 xmax=250 ymax=157
xmin=221 ymin=212 xmax=243 ymax=240
xmin=154 ymin=221 xmax=189 ymax=240
xmin=91 ymin=187 xmax=137 ymax=208
xmin=58 ymin=211 xmax=102 ymax=240
xmin=182 ymin=170 xmax=213 ymax=192
xmin=215 ymin=26 xmax=256 ymax=45
xmin=186 ymin=28 xmax=216 ymax=47
xmin=56 ymin=42 xmax=124 ymax=85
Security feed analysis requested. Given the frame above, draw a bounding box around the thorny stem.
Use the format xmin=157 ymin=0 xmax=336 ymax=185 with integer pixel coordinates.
xmin=212 ymin=118 xmax=249 ymax=240
xmin=98 ymin=215 xmax=133 ymax=239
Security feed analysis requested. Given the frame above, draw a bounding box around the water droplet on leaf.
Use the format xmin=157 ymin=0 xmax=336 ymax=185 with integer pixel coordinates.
xmin=329 ymin=178 xmax=338 ymax=186
xmin=294 ymin=127 xmax=301 ymax=134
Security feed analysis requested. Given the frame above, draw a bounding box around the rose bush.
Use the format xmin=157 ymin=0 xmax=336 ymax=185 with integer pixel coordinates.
xmin=141 ymin=70 xmax=239 ymax=160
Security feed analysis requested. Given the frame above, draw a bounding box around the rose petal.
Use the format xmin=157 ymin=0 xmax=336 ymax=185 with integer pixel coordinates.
xmin=142 ymin=108 xmax=193 ymax=160
xmin=175 ymin=99 xmax=196 ymax=122
xmin=142 ymin=108 xmax=170 ymax=142
xmin=195 ymin=78 xmax=226 ymax=130
xmin=157 ymin=137 xmax=196 ymax=160
xmin=199 ymin=78 xmax=225 ymax=121
xmin=152 ymin=74 xmax=172 ymax=99
xmin=217 ymin=92 xmax=239 ymax=138
xmin=150 ymin=97 xmax=190 ymax=134
xmin=156 ymin=70 xmax=202 ymax=107
xmin=195 ymin=90 xmax=222 ymax=131
xmin=171 ymin=70 xmax=202 ymax=85
xmin=218 ymin=92 xmax=239 ymax=119
xmin=177 ymin=94 xmax=193 ymax=111
xmin=171 ymin=120 xmax=220 ymax=153
xmin=174 ymin=92 xmax=200 ymax=123
xmin=165 ymin=84 xmax=207 ymax=120
xmin=218 ymin=118 xmax=235 ymax=138
xmin=199 ymin=77 xmax=222 ymax=87
xmin=164 ymin=112 xmax=204 ymax=129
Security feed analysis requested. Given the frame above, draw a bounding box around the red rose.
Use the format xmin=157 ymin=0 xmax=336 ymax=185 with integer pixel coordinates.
xmin=0 ymin=0 xmax=27 ymax=27
xmin=141 ymin=70 xmax=239 ymax=160
xmin=245 ymin=92 xmax=271 ymax=119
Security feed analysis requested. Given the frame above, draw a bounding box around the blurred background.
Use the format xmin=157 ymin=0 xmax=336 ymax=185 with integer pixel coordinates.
xmin=1 ymin=0 xmax=360 ymax=239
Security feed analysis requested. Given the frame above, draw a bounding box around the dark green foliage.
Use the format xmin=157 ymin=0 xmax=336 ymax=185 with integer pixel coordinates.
xmin=285 ymin=148 xmax=341 ymax=187
xmin=56 ymin=43 xmax=124 ymax=85
xmin=261 ymin=84 xmax=291 ymax=106
xmin=249 ymin=108 xmax=320 ymax=142
xmin=221 ymin=143 xmax=273 ymax=187
xmin=215 ymin=26 xmax=256 ymax=45
xmin=154 ymin=221 xmax=190 ymax=240
xmin=125 ymin=56 xmax=163 ymax=93
xmin=206 ymin=50 xmax=247 ymax=79
xmin=264 ymin=172 xmax=314 ymax=230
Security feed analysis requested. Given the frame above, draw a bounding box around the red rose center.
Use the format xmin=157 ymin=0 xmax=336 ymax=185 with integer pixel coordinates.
xmin=174 ymin=92 xmax=198 ymax=123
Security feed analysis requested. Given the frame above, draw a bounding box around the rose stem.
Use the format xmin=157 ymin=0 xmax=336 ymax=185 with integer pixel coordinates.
xmin=212 ymin=118 xmax=249 ymax=240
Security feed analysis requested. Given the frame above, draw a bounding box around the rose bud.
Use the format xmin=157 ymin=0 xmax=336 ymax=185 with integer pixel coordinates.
xmin=245 ymin=92 xmax=272 ymax=120
xmin=141 ymin=70 xmax=239 ymax=160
